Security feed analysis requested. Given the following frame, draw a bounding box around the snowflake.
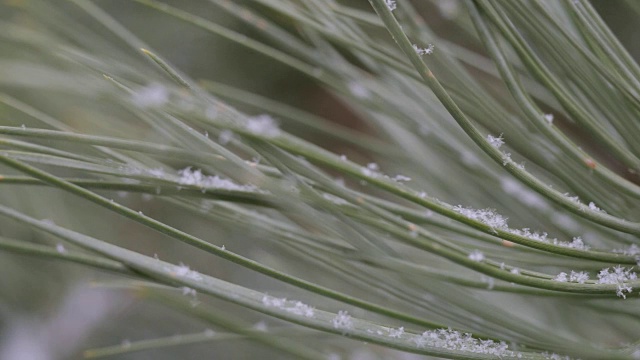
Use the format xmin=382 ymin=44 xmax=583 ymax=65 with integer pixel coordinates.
xmin=178 ymin=167 xmax=258 ymax=192
xmin=172 ymin=263 xmax=203 ymax=281
xmin=453 ymin=206 xmax=509 ymax=230
xmin=332 ymin=311 xmax=354 ymax=331
xmin=554 ymin=236 xmax=590 ymax=251
xmin=554 ymin=272 xmax=568 ymax=282
xmin=385 ymin=0 xmax=397 ymax=11
xmin=261 ymin=296 xmax=315 ymax=317
xmin=246 ymin=114 xmax=280 ymax=137
xmin=487 ymin=134 xmax=504 ymax=148
xmin=412 ymin=328 xmax=513 ymax=356
xmin=569 ymin=271 xmax=589 ymax=284
xmin=588 ymin=202 xmax=605 ymax=213
xmin=412 ymin=44 xmax=434 ymax=55
xmin=468 ymin=250 xmax=485 ymax=262
xmin=597 ymin=266 xmax=637 ymax=298
xmin=613 ymin=244 xmax=640 ymax=256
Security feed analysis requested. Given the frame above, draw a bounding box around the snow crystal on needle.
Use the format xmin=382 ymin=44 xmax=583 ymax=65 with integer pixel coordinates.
xmin=412 ymin=328 xmax=513 ymax=357
xmin=332 ymin=311 xmax=354 ymax=331
xmin=388 ymin=327 xmax=404 ymax=338
xmin=453 ymin=206 xmax=508 ymax=230
xmin=487 ymin=134 xmax=504 ymax=148
xmin=468 ymin=250 xmax=485 ymax=262
xmin=172 ymin=263 xmax=203 ymax=281
xmin=261 ymin=296 xmax=314 ymax=317
xmin=597 ymin=266 xmax=637 ymax=298
xmin=412 ymin=44 xmax=434 ymax=55
xmin=178 ymin=167 xmax=257 ymax=192
xmin=385 ymin=0 xmax=397 ymax=11
xmin=554 ymin=271 xmax=589 ymax=284
xmin=613 ymin=244 xmax=640 ymax=256
xmin=453 ymin=205 xmax=592 ymax=251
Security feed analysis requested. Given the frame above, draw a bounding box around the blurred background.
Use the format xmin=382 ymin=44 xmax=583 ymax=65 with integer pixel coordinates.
xmin=0 ymin=1 xmax=639 ymax=359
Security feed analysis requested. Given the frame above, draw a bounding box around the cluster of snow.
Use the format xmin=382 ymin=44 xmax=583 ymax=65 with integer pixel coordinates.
xmin=613 ymin=244 xmax=640 ymax=256
xmin=555 ymin=266 xmax=637 ymax=298
xmin=332 ymin=311 xmax=354 ymax=331
xmin=385 ymin=0 xmax=397 ymax=11
xmin=563 ymin=194 xmax=604 ymax=213
xmin=392 ymin=174 xmax=412 ymax=182
xmin=558 ymin=236 xmax=590 ymax=251
xmin=411 ymin=328 xmax=515 ymax=357
xmin=361 ymin=163 xmax=380 ymax=177
xmin=468 ymin=250 xmax=485 ymax=262
xmin=171 ymin=263 xmax=203 ymax=281
xmin=487 ymin=134 xmax=525 ymax=169
xmin=487 ymin=134 xmax=504 ymax=149
xmin=587 ymin=202 xmax=605 ymax=213
xmin=388 ymin=327 xmax=404 ymax=338
xmin=597 ymin=266 xmax=636 ymax=298
xmin=181 ymin=287 xmax=197 ymax=297
xmin=452 ymin=205 xmax=591 ymax=251
xmin=261 ymin=296 xmax=315 ymax=318
xmin=554 ymin=271 xmax=589 ymax=284
xmin=178 ymin=167 xmax=258 ymax=192
xmin=246 ymin=114 xmax=280 ymax=137
xmin=453 ymin=206 xmax=509 ymax=230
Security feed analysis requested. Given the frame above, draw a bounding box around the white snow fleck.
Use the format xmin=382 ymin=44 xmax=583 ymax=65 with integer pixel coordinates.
xmin=544 ymin=113 xmax=554 ymax=124
xmin=468 ymin=250 xmax=485 ymax=262
xmin=56 ymin=244 xmax=66 ymax=254
xmin=597 ymin=266 xmax=636 ymax=298
xmin=181 ymin=287 xmax=197 ymax=297
xmin=172 ymin=263 xmax=203 ymax=281
xmin=412 ymin=44 xmax=434 ymax=55
xmin=261 ymin=296 xmax=314 ymax=317
xmin=487 ymin=134 xmax=504 ymax=149
xmin=178 ymin=167 xmax=258 ymax=192
xmin=588 ymin=202 xmax=605 ymax=213
xmin=554 ymin=272 xmax=568 ymax=282
xmin=388 ymin=327 xmax=404 ymax=338
xmin=412 ymin=328 xmax=513 ymax=357
xmin=453 ymin=206 xmax=509 ymax=230
xmin=613 ymin=244 xmax=640 ymax=256
xmin=348 ymin=81 xmax=370 ymax=99
xmin=131 ymin=83 xmax=169 ymax=108
xmin=332 ymin=311 xmax=353 ymax=331
xmin=569 ymin=271 xmax=589 ymax=284
xmin=392 ymin=174 xmax=412 ymax=182
xmin=385 ymin=0 xmax=397 ymax=11
xmin=246 ymin=114 xmax=280 ymax=137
